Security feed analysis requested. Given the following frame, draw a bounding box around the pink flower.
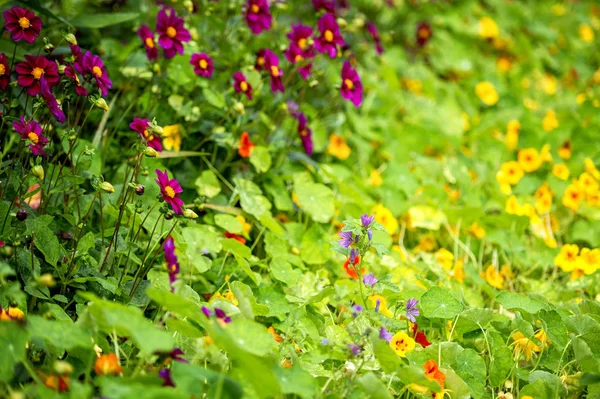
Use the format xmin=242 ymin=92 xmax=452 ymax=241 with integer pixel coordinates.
xmin=243 ymin=0 xmax=272 ymax=35
xmin=40 ymin=77 xmax=65 ymax=123
xmin=233 ymin=71 xmax=253 ymax=100
xmin=164 ymin=236 xmax=179 ymax=292
xmin=64 ymin=65 xmax=88 ymax=97
xmin=340 ymin=61 xmax=362 ymax=107
xmin=263 ymin=49 xmax=284 ymax=93
xmin=79 ymin=52 xmax=112 ymax=96
xmin=156 ymin=7 xmax=191 ymax=59
xmin=0 ymin=53 xmax=10 ymax=90
xmin=130 ymin=118 xmax=162 ymax=152
xmin=15 ymin=55 xmax=59 ymax=97
xmin=13 ymin=117 xmax=49 ymax=156
xmin=3 ymin=7 xmax=42 ymax=44
xmin=285 ymin=23 xmax=315 ymax=79
xmin=366 ymin=22 xmax=383 ymax=54
xmin=155 ymin=169 xmax=184 ymax=215
xmin=314 ymin=13 xmax=344 ymax=59
xmin=190 ymin=53 xmax=214 ymax=77
xmin=297 ymin=113 xmax=313 ymax=156
xmin=312 ymin=0 xmax=336 ymax=14
xmin=137 ymin=24 xmax=158 ymax=61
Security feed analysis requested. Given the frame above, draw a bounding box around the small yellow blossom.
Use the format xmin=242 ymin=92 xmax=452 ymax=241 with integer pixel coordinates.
xmin=162 ymin=124 xmax=182 ymax=152
xmin=518 ymin=148 xmax=542 ymax=173
xmin=0 ymin=307 xmax=25 ymax=321
xmin=462 ymin=112 xmax=471 ymax=131
xmin=554 ymin=244 xmax=579 ymax=272
xmin=236 ymin=215 xmax=252 ymax=235
xmin=585 ymin=158 xmax=600 ymax=179
xmin=505 ymin=195 xmax=522 ymax=215
xmin=475 ymin=81 xmax=499 ymax=106
xmin=543 ymin=110 xmax=559 ymax=132
xmin=452 ymin=260 xmax=465 ymax=283
xmin=372 ymin=204 xmax=398 ymax=233
xmin=558 ymin=140 xmax=571 ymax=159
xmin=576 ymin=93 xmax=587 ymax=104
xmin=541 ymin=74 xmax=557 ymax=95
xmin=552 ymin=164 xmax=570 ymax=180
xmin=389 ymin=331 xmax=416 ymax=357
xmin=479 ymin=17 xmax=499 ymax=39
xmin=580 ymin=24 xmax=595 ymax=42
xmin=540 ymin=144 xmax=553 ymax=163
xmin=481 ymin=265 xmax=504 ymax=289
xmin=414 ymin=234 xmax=436 ymax=253
xmin=578 ymin=173 xmax=599 ymax=196
xmin=497 ymin=57 xmax=512 ymax=73
xmin=505 ymin=120 xmax=520 ymax=151
xmin=327 ymin=134 xmax=351 ymax=160
xmin=497 ymin=161 xmax=524 ymax=186
xmin=511 ymin=332 xmax=540 ymax=361
xmin=469 ymin=222 xmax=486 ymax=239
xmin=368 ymin=169 xmax=383 ymax=187
xmin=562 ymin=184 xmax=584 ymax=211
xmin=534 ymin=183 xmax=553 ymax=214
xmin=435 ymin=248 xmax=454 ymax=270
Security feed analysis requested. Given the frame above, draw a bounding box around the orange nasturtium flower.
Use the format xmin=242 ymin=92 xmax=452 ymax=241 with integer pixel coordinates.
xmin=94 ymin=353 xmax=123 ymax=375
xmin=43 ymin=374 xmax=70 ymax=392
xmin=238 ymin=131 xmax=255 ymax=158
xmin=327 ymin=134 xmax=351 ymax=160
xmin=424 ymin=360 xmax=446 ymax=393
xmin=0 ymin=306 xmax=25 ymax=321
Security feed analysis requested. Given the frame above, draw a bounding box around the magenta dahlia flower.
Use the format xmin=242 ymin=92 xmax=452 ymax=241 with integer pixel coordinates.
xmin=340 ymin=61 xmax=362 ymax=107
xmin=0 ymin=53 xmax=10 ymax=90
xmin=233 ymin=71 xmax=253 ymax=100
xmin=263 ymin=49 xmax=284 ymax=93
xmin=314 ymin=13 xmax=344 ymax=58
xmin=137 ymin=24 xmax=158 ymax=61
xmin=164 ymin=236 xmax=180 ymax=292
xmin=155 ymin=169 xmax=185 ymax=215
xmin=190 ymin=53 xmax=214 ymax=77
xmin=64 ymin=65 xmax=88 ymax=97
xmin=15 ymin=55 xmax=59 ymax=97
xmin=3 ymin=7 xmax=42 ymax=44
xmin=13 ymin=117 xmax=49 ymax=156
xmin=243 ymin=0 xmax=272 ymax=34
xmin=297 ymin=113 xmax=313 ymax=156
xmin=79 ymin=51 xmax=112 ymax=96
xmin=156 ymin=7 xmax=191 ymax=59
xmin=312 ymin=0 xmax=336 ymax=14
xmin=130 ymin=118 xmax=162 ymax=152
xmin=366 ymin=22 xmax=383 ymax=54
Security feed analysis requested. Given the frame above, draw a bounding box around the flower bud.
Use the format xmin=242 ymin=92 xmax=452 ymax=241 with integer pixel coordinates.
xmin=32 ymin=165 xmax=44 ymax=180
xmin=100 ymin=182 xmax=115 ymax=194
xmin=64 ymin=33 xmax=77 ymax=46
xmin=184 ymin=208 xmax=198 ymax=219
xmin=337 ymin=18 xmax=348 ymax=29
xmin=353 ymin=17 xmax=365 ymax=29
xmin=16 ymin=210 xmax=28 ymax=221
xmin=233 ymin=102 xmax=245 ymax=115
xmin=54 ymin=360 xmax=73 ymax=375
xmin=44 ymin=43 xmax=55 ymax=53
xmin=135 ymin=184 xmax=145 ymax=196
xmin=58 ymin=64 xmax=66 ymax=74
xmin=184 ymin=0 xmax=194 ymax=13
xmin=94 ymin=98 xmax=109 ymax=112
xmin=39 ymin=273 xmax=56 ymax=287
xmin=144 ymin=147 xmax=160 ymax=158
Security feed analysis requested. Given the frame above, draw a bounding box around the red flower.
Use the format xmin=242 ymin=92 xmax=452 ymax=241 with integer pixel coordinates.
xmin=64 ymin=65 xmax=88 ymax=97
xmin=343 ymin=250 xmax=361 ymax=279
xmin=3 ymin=7 xmax=42 ymax=44
xmin=238 ymin=132 xmax=254 ymax=158
xmin=137 ymin=24 xmax=158 ymax=61
xmin=416 ymin=22 xmax=432 ymax=47
xmin=254 ymin=49 xmax=267 ymax=71
xmin=190 ymin=53 xmax=214 ymax=77
xmin=0 ymin=53 xmax=10 ymax=90
xmin=424 ymin=360 xmax=446 ymax=390
xmin=412 ymin=323 xmax=432 ymax=348
xmin=224 ymin=231 xmax=246 ymax=244
xmin=15 ymin=55 xmax=59 ymax=96
xmin=233 ymin=72 xmax=253 ymax=100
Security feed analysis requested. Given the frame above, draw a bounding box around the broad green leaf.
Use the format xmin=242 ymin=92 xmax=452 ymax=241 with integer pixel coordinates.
xmin=234 ymin=253 xmax=258 ymax=284
xmin=539 ymin=309 xmax=569 ymax=349
xmin=270 ymin=258 xmax=301 ymax=286
xmin=455 ymin=349 xmax=486 ymax=399
xmin=28 ymin=316 xmax=92 ymax=351
xmin=214 ymin=214 xmax=243 ymax=234
xmin=0 ymin=322 xmax=29 ymax=383
xmin=203 ymin=87 xmax=225 ymax=109
xmin=146 ymin=288 xmax=204 ymax=322
xmin=172 ymin=362 xmax=243 ymax=399
xmin=231 ymin=280 xmax=269 ymax=319
xmin=235 ymin=178 xmax=272 ymax=218
xmin=371 ymin=334 xmax=402 ymax=374
xmin=274 ymin=366 xmax=317 ymax=399
xmin=495 ymin=292 xmax=548 ymax=314
xmin=26 ymin=218 xmax=60 ymax=266
xmin=195 ymin=170 xmax=221 ymax=198
xmin=421 ymin=286 xmax=464 ymax=319
xmin=300 ymin=224 xmax=331 ymax=265
xmin=250 ymin=146 xmax=272 ymax=173
xmin=293 ymin=175 xmax=334 ymax=223
xmin=357 ymin=372 xmax=393 ymax=399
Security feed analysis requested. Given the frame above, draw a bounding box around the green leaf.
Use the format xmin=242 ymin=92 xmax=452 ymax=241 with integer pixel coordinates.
xmin=26 ymin=218 xmax=60 ymax=266
xmin=70 ymin=12 xmax=139 ymax=28
xmin=250 ymin=146 xmax=272 ymax=173
xmin=270 ymin=258 xmax=301 ymax=286
xmin=539 ymin=309 xmax=569 ymax=349
xmin=222 ymin=238 xmax=251 ymax=258
xmin=444 ymin=368 xmax=471 ymax=399
xmin=28 ymin=316 xmax=92 ymax=351
xmin=488 ymin=330 xmax=513 ymax=387
xmin=231 ymin=281 xmax=269 ymax=319
xmin=195 ymin=170 xmax=221 ymax=198
xmin=171 ymin=362 xmax=243 ymax=399
xmin=233 ymin=253 xmax=258 ymax=285
xmin=214 ymin=214 xmax=243 ymax=234
xmin=235 ymin=178 xmax=272 ymax=218
xmin=371 ymin=334 xmax=402 ymax=374
xmin=519 ymin=380 xmax=555 ymax=399
xmin=77 ymin=232 xmax=96 ymax=255
xmin=203 ymin=87 xmax=225 ymax=109
xmin=293 ymin=174 xmax=334 ymax=223
xmin=146 ymin=288 xmax=204 ymax=322
xmin=455 ymin=349 xmax=486 ymax=399
xmin=396 ymin=365 xmax=442 ymax=393
xmin=529 ymin=370 xmax=567 ymax=398
xmin=300 ymin=224 xmax=331 ymax=265
xmin=97 ymin=376 xmax=183 ymax=399
xmin=274 ymin=366 xmax=317 ymax=399
xmin=357 ymin=372 xmax=394 ymax=399
xmin=495 ymin=292 xmax=548 ymax=314
xmin=0 ymin=322 xmax=29 ymax=383
xmin=421 ymin=286 xmax=464 ymax=319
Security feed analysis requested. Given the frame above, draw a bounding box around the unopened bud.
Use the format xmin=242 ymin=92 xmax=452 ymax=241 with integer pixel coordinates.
xmin=39 ymin=273 xmax=56 ymax=287
xmin=57 ymin=64 xmax=66 ymax=74
xmin=353 ymin=17 xmax=365 ymax=29
xmin=233 ymin=102 xmax=245 ymax=115
xmin=44 ymin=43 xmax=55 ymax=53
xmin=32 ymin=165 xmax=44 ymax=180
xmin=135 ymin=184 xmax=145 ymax=196
xmin=94 ymin=98 xmax=109 ymax=112
xmin=54 ymin=360 xmax=73 ymax=375
xmin=64 ymin=33 xmax=77 ymax=46
xmin=337 ymin=18 xmax=348 ymax=29
xmin=100 ymin=182 xmax=115 ymax=194
xmin=184 ymin=208 xmax=198 ymax=219
xmin=16 ymin=210 xmax=28 ymax=221
xmin=144 ymin=147 xmax=160 ymax=158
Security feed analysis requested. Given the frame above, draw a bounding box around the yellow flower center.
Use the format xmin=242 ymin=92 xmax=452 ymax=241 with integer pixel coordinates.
xmin=251 ymin=4 xmax=260 ymax=13
xmin=199 ymin=59 xmax=208 ymax=69
xmin=297 ymin=38 xmax=307 ymax=49
xmin=27 ymin=132 xmax=39 ymax=144
xmin=271 ymin=65 xmax=280 ymax=77
xmin=164 ymin=186 xmax=175 ymax=199
xmin=257 ymin=56 xmax=265 ymax=66
xmin=145 ymin=37 xmax=155 ymax=48
xmin=143 ymin=129 xmax=149 ymax=138
xmin=295 ymin=54 xmax=303 ymax=62
xmin=92 ymin=66 xmax=102 ymax=78
xmin=18 ymin=17 xmax=30 ymax=29
xmin=240 ymin=81 xmax=248 ymax=92
xmin=344 ymin=79 xmax=354 ymax=90
xmin=0 ymin=64 xmax=5 ymax=76
xmin=31 ymin=67 xmax=44 ymax=80
xmin=324 ymin=30 xmax=334 ymax=42
xmin=166 ymin=26 xmax=177 ymax=38
xmin=301 ymin=129 xmax=308 ymax=137
xmin=418 ymin=27 xmax=429 ymax=39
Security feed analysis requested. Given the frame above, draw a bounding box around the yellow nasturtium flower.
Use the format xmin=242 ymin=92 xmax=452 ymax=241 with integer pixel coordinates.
xmin=389 ymin=331 xmax=416 ymax=357
xmin=552 ymin=163 xmax=570 ymax=180
xmin=585 ymin=158 xmax=600 ymax=179
xmin=578 ymin=173 xmax=599 ymax=196
xmin=479 ymin=17 xmax=499 ymax=39
xmin=371 ymin=204 xmax=398 ymax=233
xmin=554 ymin=244 xmax=579 ymax=272
xmin=518 ymin=148 xmax=542 ymax=172
xmin=469 ymin=221 xmax=486 ymax=239
xmin=511 ymin=332 xmax=541 ymax=361
xmin=558 ymin=140 xmax=572 ymax=160
xmin=475 ymin=81 xmax=499 ymax=105
xmin=505 ymin=120 xmax=520 ymax=151
xmin=562 ymin=184 xmax=584 ymax=211
xmin=580 ymin=24 xmax=595 ymax=43
xmin=162 ymin=124 xmax=182 ymax=151
xmin=543 ymin=109 xmax=559 ymax=132
xmin=368 ymin=169 xmax=383 ymax=187
xmin=497 ymin=161 xmax=524 ymax=185
xmin=481 ymin=265 xmax=504 ymax=289
xmin=327 ymin=134 xmax=351 ymax=160
xmin=435 ymin=248 xmax=454 ymax=270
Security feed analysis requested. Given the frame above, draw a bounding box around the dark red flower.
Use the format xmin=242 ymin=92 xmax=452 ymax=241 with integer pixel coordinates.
xmin=157 ymin=7 xmax=191 ymax=59
xmin=233 ymin=71 xmax=253 ymax=100
xmin=312 ymin=0 xmax=336 ymax=14
xmin=13 ymin=116 xmax=49 ymax=156
xmin=190 ymin=53 xmax=214 ymax=77
xmin=285 ymin=24 xmax=315 ymax=80
xmin=40 ymin=77 xmax=65 ymax=123
xmin=3 ymin=7 xmax=42 ymax=44
xmin=314 ymin=13 xmax=344 ymax=58
xmin=254 ymin=49 xmax=267 ymax=71
xmin=416 ymin=22 xmax=432 ymax=47
xmin=297 ymin=113 xmax=313 ymax=156
xmin=412 ymin=324 xmax=432 ymax=348
xmin=243 ymin=0 xmax=272 ymax=35
xmin=137 ymin=24 xmax=158 ymax=61
xmin=15 ymin=55 xmax=59 ymax=96
xmin=0 ymin=53 xmax=10 ymax=90
xmin=224 ymin=231 xmax=246 ymax=244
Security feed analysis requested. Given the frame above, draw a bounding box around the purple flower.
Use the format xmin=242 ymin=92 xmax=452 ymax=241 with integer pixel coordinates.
xmin=363 ymin=273 xmax=377 ymax=287
xmin=190 ymin=53 xmax=214 ymax=78
xmin=15 ymin=55 xmax=59 ymax=97
xmin=340 ymin=61 xmax=363 ymax=107
xmin=263 ymin=49 xmax=284 ymax=93
xmin=287 ymin=101 xmax=300 ymax=118
xmin=368 ymin=229 xmax=373 ymax=241
xmin=320 ymin=338 xmax=329 ymax=345
xmin=366 ymin=22 xmax=383 ymax=54
xmin=64 ymin=65 xmax=88 ymax=97
xmin=351 ymin=304 xmax=363 ymax=317
xmin=201 ymin=306 xmax=212 ymax=318
xmin=406 ymin=298 xmax=420 ymax=323
xmin=338 ymin=231 xmax=354 ymax=248
xmin=313 ymin=0 xmax=336 ymax=14
xmin=169 ymin=348 xmax=188 ymax=363
xmin=155 ymin=169 xmax=185 ymax=215
xmin=361 ymin=214 xmax=374 ymax=227
xmin=243 ymin=0 xmax=272 ymax=34
xmin=157 ymin=7 xmax=191 ymax=59
xmin=0 ymin=53 xmax=10 ymax=91
xmin=130 ymin=118 xmax=162 ymax=152
xmin=285 ymin=24 xmax=315 ymax=79
xmin=314 ymin=14 xmax=344 ymax=59
xmin=13 ymin=116 xmax=50 ymax=156
xmin=297 ymin=113 xmax=313 ymax=155
xmin=158 ymin=368 xmax=174 ymax=387
xmin=379 ymin=326 xmax=392 ymax=342
xmin=3 ymin=7 xmax=42 ymax=44
xmin=214 ymin=308 xmax=232 ymax=323
xmin=79 ymin=51 xmax=112 ymax=96
xmin=40 ymin=77 xmax=65 ymax=123
xmin=233 ymin=71 xmax=253 ymax=100
xmin=349 ymin=248 xmax=359 ymax=263
xmin=254 ymin=49 xmax=267 ymax=71
xmin=137 ymin=24 xmax=158 ymax=61
xmin=375 ymin=299 xmax=381 ymax=313
xmin=164 ymin=236 xmax=179 ymax=292
xmin=347 ymin=343 xmax=361 ymax=356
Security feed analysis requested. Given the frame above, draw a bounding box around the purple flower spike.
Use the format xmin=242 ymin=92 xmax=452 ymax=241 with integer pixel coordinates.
xmin=349 ymin=248 xmax=359 ymax=263
xmin=363 ymin=273 xmax=378 ymax=287
xmin=351 ymin=304 xmax=363 ymax=317
xmin=348 ymin=343 xmax=362 ymax=356
xmin=406 ymin=298 xmax=420 ymax=323
xmin=361 ymin=214 xmax=375 ymax=227
xmin=375 ymin=299 xmax=381 ymax=313
xmin=338 ymin=231 xmax=354 ymax=248
xmin=201 ymin=306 xmax=212 ymax=318
xmin=214 ymin=307 xmax=231 ymax=323
xmin=379 ymin=326 xmax=392 ymax=342
xmin=367 ymin=229 xmax=373 ymax=241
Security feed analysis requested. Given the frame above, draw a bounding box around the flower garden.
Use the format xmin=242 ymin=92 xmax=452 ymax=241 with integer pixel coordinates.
xmin=1 ymin=0 xmax=600 ymax=398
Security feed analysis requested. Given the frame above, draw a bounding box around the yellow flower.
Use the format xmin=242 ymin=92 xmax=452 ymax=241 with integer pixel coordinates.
xmin=543 ymin=110 xmax=559 ymax=132
xmin=481 ymin=265 xmax=504 ymax=289
xmin=369 ymin=295 xmax=393 ymax=317
xmin=540 ymin=144 xmax=553 ymax=163
xmin=541 ymin=74 xmax=557 ymax=95
xmin=452 ymin=260 xmax=465 ymax=283
xmin=469 ymin=221 xmax=486 ymax=239
xmin=368 ymin=169 xmax=383 ymax=187
xmin=497 ymin=161 xmax=524 ymax=185
xmin=462 ymin=112 xmax=471 ymax=131
xmin=435 ymin=248 xmax=454 ymax=270
xmin=505 ymin=195 xmax=522 ymax=215
xmin=552 ymin=164 xmax=570 ymax=180
xmin=236 ymin=215 xmax=252 ymax=235
xmin=578 ymin=173 xmax=599 ymax=196
xmin=372 ymin=204 xmax=398 ymax=233
xmin=327 ymin=134 xmax=351 ymax=160
xmin=562 ymin=184 xmax=584 ymax=211
xmin=500 ymin=264 xmax=514 ymax=280
xmin=511 ymin=332 xmax=540 ymax=361
xmin=580 ymin=24 xmax=595 ymax=42
xmin=577 ymin=93 xmax=587 ymax=104
xmin=534 ymin=183 xmax=553 ymax=214
xmin=414 ymin=234 xmax=436 ymax=253
xmin=162 ymin=124 xmax=182 ymax=151
xmin=497 ymin=57 xmax=512 ymax=73
xmin=403 ymin=78 xmax=423 ymax=94
xmin=524 ymin=98 xmax=540 ymax=110
xmin=578 ymin=248 xmax=600 ymax=275
xmin=558 ymin=140 xmax=571 ymax=160
xmin=389 ymin=331 xmax=416 ymax=357
xmin=475 ymin=81 xmax=499 ymax=106
xmin=0 ymin=307 xmax=25 ymax=321
xmin=517 ymin=148 xmax=542 ymax=172
xmin=585 ymin=158 xmax=600 ymax=179
xmin=505 ymin=120 xmax=520 ymax=151
xmin=554 ymin=244 xmax=579 ymax=272
xmin=479 ymin=17 xmax=499 ymax=39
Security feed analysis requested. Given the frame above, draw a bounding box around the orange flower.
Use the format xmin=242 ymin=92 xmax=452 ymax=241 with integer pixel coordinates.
xmin=43 ymin=374 xmax=70 ymax=392
xmin=94 ymin=353 xmax=123 ymax=375
xmin=238 ymin=132 xmax=254 ymax=158
xmin=267 ymin=326 xmax=283 ymax=343
xmin=0 ymin=307 xmax=25 ymax=321
xmin=343 ymin=254 xmax=362 ymax=279
xmin=224 ymin=231 xmax=246 ymax=244
xmin=558 ymin=140 xmax=571 ymax=159
xmin=424 ymin=360 xmax=446 ymax=390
